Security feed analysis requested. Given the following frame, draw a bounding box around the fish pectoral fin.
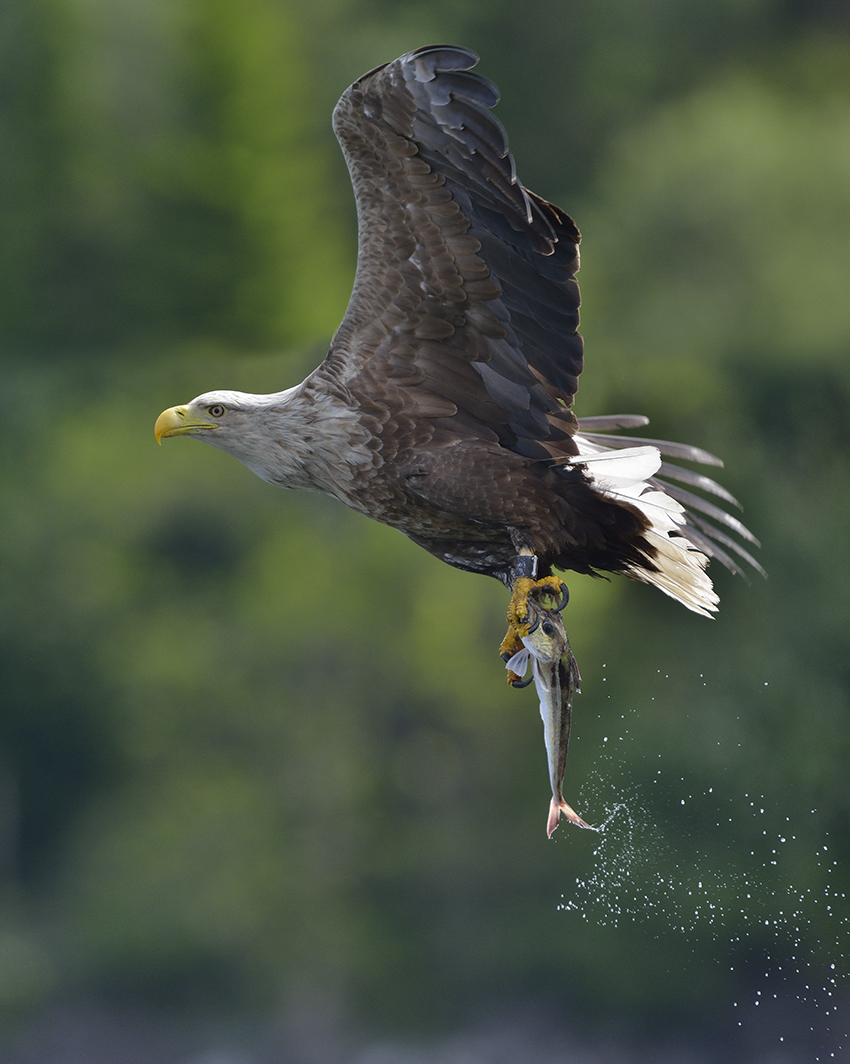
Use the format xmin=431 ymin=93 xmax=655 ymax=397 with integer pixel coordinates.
xmin=547 ymin=797 xmax=590 ymax=836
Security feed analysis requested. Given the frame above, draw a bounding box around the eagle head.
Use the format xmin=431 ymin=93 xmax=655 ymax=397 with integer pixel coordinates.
xmin=154 ymin=390 xmax=260 ymax=447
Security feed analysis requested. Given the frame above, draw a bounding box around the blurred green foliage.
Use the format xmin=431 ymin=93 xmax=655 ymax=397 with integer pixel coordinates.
xmin=1 ymin=0 xmax=849 ymax=1042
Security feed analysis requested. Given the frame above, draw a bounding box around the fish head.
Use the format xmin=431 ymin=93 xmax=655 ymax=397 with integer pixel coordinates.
xmin=521 ymin=603 xmax=568 ymax=665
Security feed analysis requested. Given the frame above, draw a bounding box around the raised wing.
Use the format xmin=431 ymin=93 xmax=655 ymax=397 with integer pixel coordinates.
xmin=314 ymin=45 xmax=583 ymax=461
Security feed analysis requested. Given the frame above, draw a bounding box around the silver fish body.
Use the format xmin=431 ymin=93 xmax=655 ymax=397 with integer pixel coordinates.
xmin=506 ymin=602 xmax=589 ymax=835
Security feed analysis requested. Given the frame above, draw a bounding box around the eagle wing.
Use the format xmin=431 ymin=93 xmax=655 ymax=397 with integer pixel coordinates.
xmin=305 ymin=45 xmax=759 ymax=587
xmin=312 ymin=45 xmax=583 ymax=465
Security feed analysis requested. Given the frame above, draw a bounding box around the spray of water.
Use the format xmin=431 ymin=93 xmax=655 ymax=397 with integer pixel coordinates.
xmin=556 ymin=671 xmax=849 ymax=1061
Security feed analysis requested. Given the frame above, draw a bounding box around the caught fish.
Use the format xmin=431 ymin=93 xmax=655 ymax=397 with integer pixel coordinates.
xmin=505 ymin=601 xmax=589 ymax=836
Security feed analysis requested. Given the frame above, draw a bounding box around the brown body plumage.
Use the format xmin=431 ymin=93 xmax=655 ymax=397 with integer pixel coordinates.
xmin=155 ymin=46 xmax=760 ymax=610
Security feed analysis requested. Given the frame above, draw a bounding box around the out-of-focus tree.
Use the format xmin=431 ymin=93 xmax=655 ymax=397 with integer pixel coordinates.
xmin=0 ymin=0 xmax=349 ymax=352
xmin=572 ymin=40 xmax=850 ymax=905
xmin=1 ymin=0 xmax=849 ymax=1043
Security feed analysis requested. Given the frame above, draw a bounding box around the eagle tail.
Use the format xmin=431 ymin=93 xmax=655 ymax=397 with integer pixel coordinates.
xmin=566 ymin=443 xmax=718 ymax=616
xmin=564 ymin=419 xmax=763 ymax=616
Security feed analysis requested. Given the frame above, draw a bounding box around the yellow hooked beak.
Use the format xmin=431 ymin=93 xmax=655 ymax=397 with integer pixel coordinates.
xmin=154 ymin=405 xmax=218 ymax=444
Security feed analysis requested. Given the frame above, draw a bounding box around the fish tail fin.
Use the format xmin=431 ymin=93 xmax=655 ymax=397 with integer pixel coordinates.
xmin=547 ymin=797 xmax=589 ymax=836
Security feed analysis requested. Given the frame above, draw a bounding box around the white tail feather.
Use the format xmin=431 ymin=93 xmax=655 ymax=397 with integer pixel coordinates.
xmin=570 ymin=436 xmax=719 ymax=618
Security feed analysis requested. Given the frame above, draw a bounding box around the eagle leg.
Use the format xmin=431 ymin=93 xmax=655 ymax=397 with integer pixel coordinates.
xmin=499 ymin=553 xmax=569 ymax=685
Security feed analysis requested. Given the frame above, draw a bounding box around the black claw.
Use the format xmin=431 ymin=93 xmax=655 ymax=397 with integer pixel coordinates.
xmin=525 ymin=610 xmax=541 ymax=634
xmin=555 ymin=582 xmax=570 ymax=611
xmin=510 ymin=673 xmax=534 ymax=688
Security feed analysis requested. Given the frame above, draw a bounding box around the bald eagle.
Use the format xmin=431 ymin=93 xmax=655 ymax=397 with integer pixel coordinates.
xmin=156 ymin=45 xmax=760 ymax=650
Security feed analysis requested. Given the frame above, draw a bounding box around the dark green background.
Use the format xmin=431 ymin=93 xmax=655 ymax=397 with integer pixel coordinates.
xmin=1 ymin=0 xmax=848 ymax=1055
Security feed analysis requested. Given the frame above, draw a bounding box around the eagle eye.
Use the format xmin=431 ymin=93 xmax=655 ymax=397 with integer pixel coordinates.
xmin=207 ymin=404 xmax=226 ymax=418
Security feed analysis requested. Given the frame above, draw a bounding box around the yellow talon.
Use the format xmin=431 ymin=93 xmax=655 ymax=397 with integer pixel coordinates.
xmin=498 ymin=626 xmax=525 ymax=661
xmin=499 ymin=571 xmax=568 ymax=670
xmin=506 ymin=576 xmax=535 ymax=631
xmin=506 ymin=574 xmax=566 ymax=629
